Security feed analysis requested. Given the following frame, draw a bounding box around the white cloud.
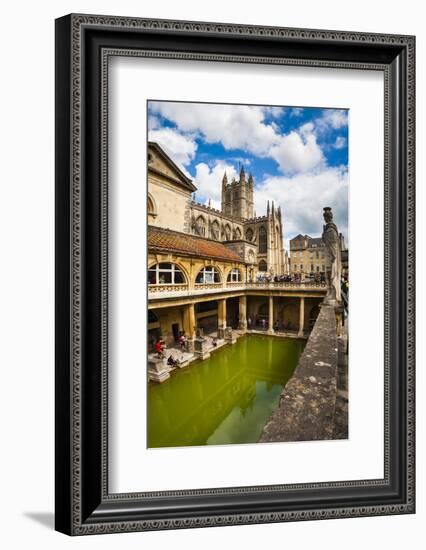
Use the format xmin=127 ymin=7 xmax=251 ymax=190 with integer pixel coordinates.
xmin=315 ymin=109 xmax=348 ymax=133
xmin=261 ymin=106 xmax=285 ymax=118
xmin=149 ymin=101 xmax=280 ymax=156
xmin=148 ymin=127 xmax=197 ymax=167
xmin=334 ymin=136 xmax=347 ymax=149
xmin=269 ymin=128 xmax=324 ymax=174
xmin=253 ymin=166 xmax=348 ymax=247
xmin=148 ymin=115 xmax=159 ymax=130
xmin=193 ymin=162 xmax=239 ymax=208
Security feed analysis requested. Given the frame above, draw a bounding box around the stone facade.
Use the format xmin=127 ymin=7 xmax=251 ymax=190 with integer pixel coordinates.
xmin=289 ymin=233 xmax=345 ymax=278
xmin=148 ymin=142 xmax=287 ymax=277
xmin=259 ymin=303 xmax=340 ymax=442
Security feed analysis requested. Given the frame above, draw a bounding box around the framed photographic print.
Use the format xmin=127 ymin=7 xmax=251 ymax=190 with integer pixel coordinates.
xmin=55 ymin=14 xmax=415 ymax=535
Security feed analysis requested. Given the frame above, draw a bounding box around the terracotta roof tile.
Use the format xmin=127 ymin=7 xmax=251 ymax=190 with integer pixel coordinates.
xmin=148 ymin=226 xmax=243 ymax=263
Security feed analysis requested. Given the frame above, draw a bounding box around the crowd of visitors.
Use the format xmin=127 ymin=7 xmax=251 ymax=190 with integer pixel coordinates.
xmin=255 ymin=273 xmax=326 ymax=283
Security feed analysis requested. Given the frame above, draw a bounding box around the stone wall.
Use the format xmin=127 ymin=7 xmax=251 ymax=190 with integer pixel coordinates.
xmin=259 ymin=303 xmax=339 ymax=442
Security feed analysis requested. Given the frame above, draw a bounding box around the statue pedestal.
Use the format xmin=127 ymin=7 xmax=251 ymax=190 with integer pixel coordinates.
xmin=148 ymin=357 xmax=170 ymax=383
xmin=194 ymin=337 xmax=210 ymax=360
xmin=217 ymin=327 xmax=225 ymax=339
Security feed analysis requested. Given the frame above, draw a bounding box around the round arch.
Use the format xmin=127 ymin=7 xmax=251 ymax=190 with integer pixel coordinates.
xmin=148 ymin=262 xmax=188 ymax=285
xmin=195 ymin=265 xmax=222 ymax=284
xmin=147 ymin=192 xmax=157 ymax=221
xmin=226 ymin=267 xmax=243 ymax=283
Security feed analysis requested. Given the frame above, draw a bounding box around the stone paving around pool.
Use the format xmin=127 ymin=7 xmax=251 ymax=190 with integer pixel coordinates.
xmin=148 ymin=331 xmax=241 ymax=382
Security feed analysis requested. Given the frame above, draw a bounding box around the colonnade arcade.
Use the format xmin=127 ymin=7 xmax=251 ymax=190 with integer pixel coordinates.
xmin=148 ymin=292 xmax=323 ymax=349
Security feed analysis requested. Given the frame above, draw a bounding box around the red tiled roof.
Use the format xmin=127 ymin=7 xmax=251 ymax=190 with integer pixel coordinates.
xmin=148 ymin=226 xmax=243 ymax=263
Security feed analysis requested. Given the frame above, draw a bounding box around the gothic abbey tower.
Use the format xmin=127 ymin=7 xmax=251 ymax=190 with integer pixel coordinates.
xmin=148 ymin=141 xmax=288 ymax=277
xmin=221 ymin=166 xmax=254 ymax=220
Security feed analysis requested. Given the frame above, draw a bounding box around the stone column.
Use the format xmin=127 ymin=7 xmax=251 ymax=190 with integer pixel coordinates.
xmin=298 ymin=297 xmax=305 ymax=337
xmin=238 ymin=295 xmax=247 ymax=331
xmin=218 ymin=299 xmax=227 ymax=338
xmin=183 ymin=303 xmax=196 ymax=339
xmin=268 ymin=295 xmax=274 ymax=334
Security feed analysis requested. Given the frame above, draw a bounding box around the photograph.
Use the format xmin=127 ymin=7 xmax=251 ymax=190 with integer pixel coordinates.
xmin=146 ymin=100 xmax=349 ymax=448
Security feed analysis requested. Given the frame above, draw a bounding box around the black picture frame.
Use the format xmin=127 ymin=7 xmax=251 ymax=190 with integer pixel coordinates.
xmin=55 ymin=13 xmax=415 ymax=535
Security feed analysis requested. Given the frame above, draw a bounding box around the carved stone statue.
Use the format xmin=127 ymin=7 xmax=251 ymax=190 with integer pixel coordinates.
xmin=322 ymin=207 xmax=342 ymax=303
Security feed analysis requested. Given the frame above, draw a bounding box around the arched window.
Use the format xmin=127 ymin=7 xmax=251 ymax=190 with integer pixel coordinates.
xmin=246 ymin=228 xmax=253 ymax=241
xmin=224 ymin=224 xmax=231 ymax=241
xmin=211 ymin=220 xmax=220 ymax=240
xmin=233 ymin=227 xmax=242 ymax=240
xmin=258 ymin=227 xmax=267 ymax=253
xmin=195 ymin=266 xmax=221 ymax=284
xmin=258 ymin=260 xmax=267 ymax=272
xmin=227 ymin=268 xmax=242 ymax=282
xmin=147 ymin=196 xmax=154 ymax=214
xmin=195 ymin=216 xmax=206 ymax=236
xmin=148 ymin=263 xmax=186 ymax=285
xmin=147 ymin=194 xmax=157 ymax=221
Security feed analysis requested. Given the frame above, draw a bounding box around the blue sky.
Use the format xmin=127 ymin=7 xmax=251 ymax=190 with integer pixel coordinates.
xmin=148 ymin=101 xmax=349 ymax=247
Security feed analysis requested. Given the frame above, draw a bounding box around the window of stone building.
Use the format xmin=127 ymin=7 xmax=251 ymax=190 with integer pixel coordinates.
xmin=227 ymin=268 xmax=242 ymax=282
xmin=195 ymin=266 xmax=221 ymax=284
xmin=233 ymin=227 xmax=242 ymax=240
xmin=246 ymin=228 xmax=253 ymax=241
xmin=211 ymin=220 xmax=220 ymax=240
xmin=258 ymin=260 xmax=267 ymax=272
xmin=224 ymin=225 xmax=231 ymax=241
xmin=258 ymin=227 xmax=267 ymax=253
xmin=196 ymin=216 xmax=206 ymax=236
xmin=148 ymin=263 xmax=186 ymax=285
xmin=300 ymin=264 xmax=303 ymax=271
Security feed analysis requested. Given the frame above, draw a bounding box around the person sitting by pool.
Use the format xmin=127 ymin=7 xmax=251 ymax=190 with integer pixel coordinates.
xmin=212 ymin=337 xmax=218 ymax=348
xmin=155 ymin=339 xmax=165 ymax=358
xmin=167 ymin=355 xmax=178 ymax=367
xmin=178 ymin=333 xmax=186 ymax=350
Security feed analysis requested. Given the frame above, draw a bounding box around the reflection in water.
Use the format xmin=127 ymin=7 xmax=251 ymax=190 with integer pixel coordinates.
xmin=147 ymin=335 xmax=305 ymax=448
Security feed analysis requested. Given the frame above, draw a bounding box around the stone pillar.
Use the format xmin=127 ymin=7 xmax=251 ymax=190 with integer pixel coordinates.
xmin=217 ymin=298 xmax=227 ymax=338
xmin=268 ymin=295 xmax=274 ymax=334
xmin=298 ymin=297 xmax=305 ymax=337
xmin=183 ymin=303 xmax=196 ymax=346
xmin=238 ymin=295 xmax=247 ymax=331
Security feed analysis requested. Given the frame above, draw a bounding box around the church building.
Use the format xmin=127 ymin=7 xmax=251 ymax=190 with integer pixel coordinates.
xmin=148 ymin=141 xmax=288 ymax=279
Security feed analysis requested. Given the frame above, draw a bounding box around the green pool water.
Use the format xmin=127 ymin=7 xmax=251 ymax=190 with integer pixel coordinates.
xmin=148 ymin=334 xmax=305 ymax=448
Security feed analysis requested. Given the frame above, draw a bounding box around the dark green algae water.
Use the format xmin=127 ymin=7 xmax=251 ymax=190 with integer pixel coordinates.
xmin=148 ymin=334 xmax=305 ymax=448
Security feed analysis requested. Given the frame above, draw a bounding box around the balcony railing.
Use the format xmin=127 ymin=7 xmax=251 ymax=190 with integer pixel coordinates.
xmin=148 ymin=280 xmax=327 ymax=300
xmin=148 ymin=283 xmax=189 ymax=293
xmin=245 ymin=281 xmax=327 ymax=289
